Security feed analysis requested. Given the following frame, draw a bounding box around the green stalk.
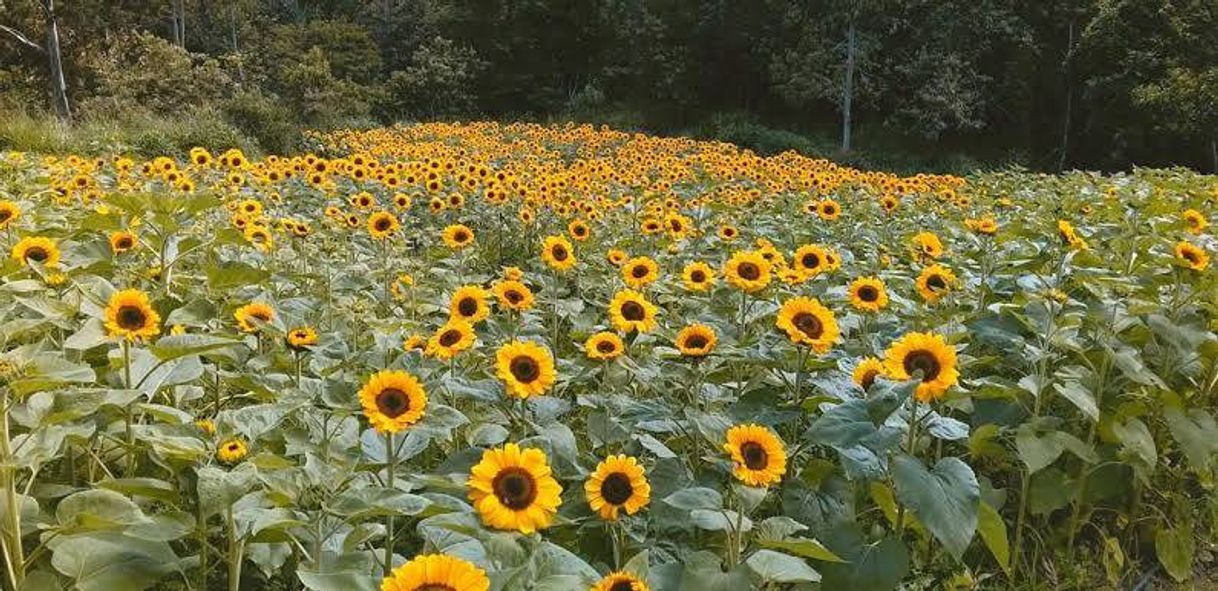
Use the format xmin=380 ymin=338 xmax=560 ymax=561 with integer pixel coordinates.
xmin=122 ymin=339 xmax=136 ymax=475
xmin=383 ymin=431 xmax=396 ymax=577
xmin=0 ymin=386 xmax=25 ymax=589
xmin=226 ymin=505 xmax=243 ymax=591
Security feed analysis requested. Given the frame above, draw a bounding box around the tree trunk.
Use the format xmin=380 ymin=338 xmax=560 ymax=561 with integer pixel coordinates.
xmin=1211 ymin=137 xmax=1216 ymax=174
xmin=171 ymin=0 xmax=186 ymax=47
xmin=1057 ymin=19 xmax=1075 ymax=172
xmin=840 ymin=21 xmax=857 ymax=153
xmin=44 ymin=0 xmax=71 ymax=122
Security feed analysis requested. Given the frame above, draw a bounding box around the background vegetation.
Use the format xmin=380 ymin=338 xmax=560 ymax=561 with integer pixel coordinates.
xmin=3 ymin=0 xmax=1218 ymax=172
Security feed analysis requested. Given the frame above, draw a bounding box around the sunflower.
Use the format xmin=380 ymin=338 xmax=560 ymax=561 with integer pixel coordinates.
xmin=723 ymin=250 xmax=772 ymax=292
xmin=622 ymin=256 xmax=659 ymax=289
xmin=883 ymin=332 xmax=959 ymax=402
xmin=608 ymin=289 xmax=659 ymax=333
xmin=234 ymin=302 xmax=275 ymax=333
xmin=403 ymin=334 xmax=427 ymax=352
xmin=966 ymin=217 xmax=999 ymax=235
xmin=606 ymin=248 xmax=628 ymax=267
xmin=216 ymin=438 xmax=248 ymax=464
xmin=367 ymin=211 xmax=399 ymax=240
xmin=911 ymin=232 xmax=944 ymax=260
xmin=1183 ymin=209 xmax=1208 ymax=235
xmin=585 ymin=455 xmax=651 ymax=521
xmin=286 ymin=326 xmax=318 ymax=350
xmin=585 ymin=332 xmax=625 ymax=360
xmin=495 ymin=340 xmax=557 ymax=399
xmin=11 ymin=236 xmax=60 ymax=267
xmin=503 ymin=266 xmax=524 ymax=281
xmin=880 ymin=195 xmax=900 ymax=213
xmin=104 ymin=289 xmax=161 ymax=340
xmin=852 ymin=357 xmax=887 ymax=391
xmin=1057 ymin=220 xmax=1088 ymax=250
xmin=542 ymin=235 xmax=577 ymax=271
xmin=195 ymin=418 xmax=216 ymax=436
xmin=718 ymin=225 xmax=739 ymax=241
xmin=675 ymin=324 xmax=717 ymax=357
xmin=915 ymin=264 xmax=957 ymax=303
xmin=109 ymin=231 xmax=137 ymax=254
xmin=590 ymin=572 xmax=651 ymax=591
xmin=443 ymin=224 xmax=475 ymax=249
xmin=792 ymin=244 xmax=828 ymax=277
xmin=450 ymin=285 xmax=491 ymax=324
xmin=0 ymin=200 xmax=22 ymax=228
xmin=847 ymin=277 xmax=889 ymax=312
xmin=681 ymin=261 xmax=716 ymax=291
xmin=493 ymin=280 xmax=535 ymax=312
xmin=426 ymin=319 xmax=476 ymax=360
xmin=358 ymin=369 xmax=428 ymax=433
xmin=468 ymin=443 xmax=563 ymax=534
xmin=723 ymin=424 xmax=787 ymax=487
xmin=775 ymin=297 xmax=839 ymax=353
xmin=568 ymin=219 xmax=591 ymax=241
xmin=817 ymin=199 xmax=841 ymax=220
xmin=380 ymin=553 xmax=489 ymax=591
xmin=243 ymin=226 xmax=274 ymax=252
xmin=1175 ymin=241 xmax=1210 ymax=271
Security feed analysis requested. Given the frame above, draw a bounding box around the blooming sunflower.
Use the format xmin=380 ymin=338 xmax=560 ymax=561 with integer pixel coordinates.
xmin=358 ymin=369 xmax=428 ymax=433
xmin=542 ymin=235 xmax=577 ymax=271
xmin=380 ymin=553 xmax=489 ymax=591
xmin=286 ymin=326 xmax=318 ymax=350
xmin=883 ymin=332 xmax=959 ymax=402
xmin=1175 ymin=241 xmax=1210 ymax=271
xmin=723 ymin=250 xmax=772 ymax=292
xmin=792 ymin=244 xmax=829 ymax=278
xmin=493 ymin=280 xmax=535 ymax=312
xmin=1183 ymin=209 xmax=1208 ymax=235
xmin=109 ymin=231 xmax=137 ymax=254
xmin=590 ymin=572 xmax=651 ymax=591
xmin=585 ymin=332 xmax=625 ymax=360
xmin=216 ymin=438 xmax=248 ymax=464
xmin=817 ymin=199 xmax=841 ymax=220
xmin=234 ymin=302 xmax=275 ymax=333
xmin=718 ymin=225 xmax=739 ymax=241
xmin=608 ymin=289 xmax=658 ymax=333
xmin=495 ymin=340 xmax=556 ymax=399
xmin=585 ymin=454 xmax=651 ymax=521
xmin=915 ymin=264 xmax=957 ymax=303
xmin=568 ymin=219 xmax=591 ymax=241
xmin=104 ymin=289 xmax=161 ymax=340
xmin=443 ymin=224 xmax=475 ymax=249
xmin=681 ymin=261 xmax=716 ymax=292
xmin=622 ymin=256 xmax=660 ymax=289
xmin=911 ymin=232 xmax=944 ymax=260
xmin=847 ymin=277 xmax=889 ymax=312
xmin=468 ymin=443 xmax=563 ymax=534
xmin=367 ymin=211 xmax=399 ymax=240
xmin=0 ymin=200 xmax=21 ymax=228
xmin=852 ymin=357 xmax=887 ymax=391
xmin=606 ymin=249 xmax=628 ymax=267
xmin=775 ymin=297 xmax=839 ymax=353
xmin=11 ymin=236 xmax=60 ymax=267
xmin=1057 ymin=220 xmax=1088 ymax=250
xmin=724 ymin=424 xmax=787 ymax=487
xmin=450 ymin=285 xmax=491 ymax=324
xmin=426 ymin=319 xmax=476 ymax=360
xmin=675 ymin=324 xmax=717 ymax=357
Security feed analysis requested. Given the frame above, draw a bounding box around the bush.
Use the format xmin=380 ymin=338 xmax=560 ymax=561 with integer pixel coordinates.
xmin=221 ymin=93 xmax=301 ymax=154
xmin=77 ymin=32 xmax=233 ymax=119
xmin=381 ymin=37 xmax=484 ymax=121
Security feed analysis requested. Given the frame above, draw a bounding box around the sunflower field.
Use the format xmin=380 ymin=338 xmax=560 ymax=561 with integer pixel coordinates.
xmin=0 ymin=122 xmax=1216 ymax=591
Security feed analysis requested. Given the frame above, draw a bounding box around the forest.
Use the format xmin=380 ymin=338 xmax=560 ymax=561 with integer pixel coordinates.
xmin=3 ymin=0 xmax=1217 ymax=172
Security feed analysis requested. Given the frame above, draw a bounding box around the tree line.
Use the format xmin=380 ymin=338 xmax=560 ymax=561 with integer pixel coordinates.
xmin=2 ymin=0 xmax=1216 ymax=171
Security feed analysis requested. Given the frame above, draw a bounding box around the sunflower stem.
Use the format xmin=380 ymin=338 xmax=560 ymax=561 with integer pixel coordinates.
xmin=383 ymin=431 xmax=396 ymax=577
xmin=122 ymin=339 xmax=137 ymax=475
xmin=226 ymin=505 xmax=243 ymax=591
xmin=0 ymin=384 xmax=25 ymax=590
xmin=894 ymin=398 xmax=920 ymax=534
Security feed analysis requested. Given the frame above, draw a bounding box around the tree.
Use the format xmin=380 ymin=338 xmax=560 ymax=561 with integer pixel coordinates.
xmin=1 ymin=0 xmax=71 ymax=120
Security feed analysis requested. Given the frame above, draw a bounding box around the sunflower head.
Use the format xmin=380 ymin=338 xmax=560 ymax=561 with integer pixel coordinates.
xmin=724 ymin=250 xmax=772 ymax=293
xmin=622 ymin=256 xmax=659 ymax=289
xmin=681 ymin=261 xmax=716 ymax=292
xmin=568 ymin=219 xmax=591 ymax=241
xmin=109 ymin=231 xmax=137 ymax=254
xmin=234 ymin=302 xmax=275 ymax=333
xmin=883 ymin=332 xmax=959 ymax=402
xmin=358 ymin=369 xmax=428 ymax=434
xmin=792 ymin=244 xmax=828 ymax=278
xmin=915 ymin=264 xmax=957 ymax=303
xmin=216 ymin=438 xmax=248 ymax=464
xmin=585 ymin=455 xmax=651 ymax=521
xmin=852 ymin=357 xmax=887 ymax=391
xmin=775 ymin=297 xmax=840 ymax=353
xmin=468 ymin=443 xmax=563 ymax=534
xmin=585 ymin=331 xmax=625 ymax=360
xmin=495 ymin=340 xmax=556 ymax=399
xmin=542 ymin=235 xmax=577 ymax=271
xmin=608 ymin=289 xmax=659 ymax=334
xmin=1183 ymin=209 xmax=1208 ymax=235
xmin=591 ymin=572 xmax=651 ymax=591
xmin=493 ymin=280 xmax=534 ymax=312
xmin=724 ymin=424 xmax=787 ymax=487
xmin=606 ymin=249 xmax=628 ymax=267
xmin=426 ymin=319 xmax=476 ymax=360
xmin=718 ymin=225 xmax=739 ymax=241
xmin=380 ymin=553 xmax=490 ymax=591
xmin=675 ymin=324 xmax=717 ymax=358
xmin=104 ymin=289 xmax=161 ymax=340
xmin=443 ymin=224 xmax=475 ymax=249
xmin=0 ymin=200 xmax=23 ymax=228
xmin=1175 ymin=241 xmax=1210 ymax=271
xmin=286 ymin=326 xmax=318 ymax=350
xmin=848 ymin=277 xmax=889 ymax=312
xmin=11 ymin=236 xmax=60 ymax=268
xmin=449 ymin=285 xmax=491 ymax=324
xmin=367 ymin=211 xmax=400 ymax=240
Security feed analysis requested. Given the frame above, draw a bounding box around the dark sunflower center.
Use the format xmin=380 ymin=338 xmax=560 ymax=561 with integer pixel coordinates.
xmin=455 ymin=230 xmax=469 ymax=242
xmin=600 ymin=472 xmax=634 ymax=505
xmin=631 ymin=265 xmax=649 ymax=279
xmin=737 ymin=262 xmax=760 ymax=281
xmin=683 ymin=334 xmax=709 ymax=350
xmin=690 ymin=270 xmax=706 ymax=282
xmin=457 ymin=297 xmax=478 ymax=317
xmin=620 ymin=301 xmax=645 ymax=321
xmin=438 ymin=329 xmax=462 ymax=347
xmin=251 ymin=311 xmax=271 ymax=323
xmin=25 ymin=247 xmax=48 ymax=262
xmin=0 ymin=211 xmax=10 ymax=222
xmin=116 ymin=305 xmax=147 ymax=330
xmin=415 ymin=585 xmax=457 ymax=591
xmin=376 ymin=388 xmax=410 ymax=418
xmin=903 ymin=350 xmax=942 ymax=381
xmin=509 ymin=356 xmax=540 ymax=383
xmin=741 ymin=442 xmax=769 ymax=470
xmin=860 ymin=369 xmax=879 ymax=390
xmin=492 ymin=467 xmax=538 ymax=510
xmin=374 ymin=218 xmax=391 ymax=231
xmin=609 ymin=581 xmax=635 ymax=591
xmin=551 ymin=245 xmax=569 ymax=261
xmin=227 ymin=443 xmax=240 ymax=453
xmin=1183 ymin=250 xmax=1199 ymax=263
xmin=927 ymin=275 xmax=947 ymax=290
xmin=792 ymin=312 xmax=823 ymax=339
xmin=801 ymin=254 xmax=820 ymax=268
xmin=858 ymin=286 xmax=878 ymax=301
xmin=505 ymin=290 xmax=523 ymax=303
xmin=596 ymin=340 xmax=617 ymax=354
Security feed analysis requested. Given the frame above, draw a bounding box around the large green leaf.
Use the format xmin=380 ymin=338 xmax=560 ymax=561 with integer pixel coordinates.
xmin=746 ymin=549 xmax=820 ymax=583
xmin=892 ymin=455 xmax=979 ymax=560
xmin=1155 ymin=526 xmax=1195 ymax=583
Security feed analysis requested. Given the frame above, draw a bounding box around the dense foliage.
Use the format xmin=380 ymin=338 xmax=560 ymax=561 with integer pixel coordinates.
xmin=0 ymin=123 xmax=1215 ymax=590
xmin=3 ymin=1 xmax=1218 ymax=170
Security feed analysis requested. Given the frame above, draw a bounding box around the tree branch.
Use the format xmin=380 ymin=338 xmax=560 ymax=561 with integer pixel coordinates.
xmin=0 ymin=24 xmax=46 ymax=54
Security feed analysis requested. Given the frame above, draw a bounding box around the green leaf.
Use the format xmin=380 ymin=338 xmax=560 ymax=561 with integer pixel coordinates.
xmin=663 ymin=487 xmax=723 ymax=510
xmin=759 ymin=538 xmax=846 ymax=563
xmin=205 ymin=260 xmax=269 ymax=290
xmin=1053 ymin=381 xmax=1098 ymax=422
xmin=1164 ymin=406 xmax=1218 ymax=473
xmin=96 ymin=478 xmax=180 ymax=503
xmin=150 ymin=334 xmax=242 ymax=361
xmin=746 ymin=549 xmax=821 ymax=583
xmin=1155 ymin=526 xmax=1195 ymax=583
xmin=49 ymin=531 xmax=181 ymax=591
xmin=977 ymin=501 xmax=1010 ymax=574
xmin=892 ymin=455 xmax=979 ymax=560
xmin=1112 ymin=417 xmax=1157 ymax=482
xmin=55 ymin=489 xmax=150 ymax=532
